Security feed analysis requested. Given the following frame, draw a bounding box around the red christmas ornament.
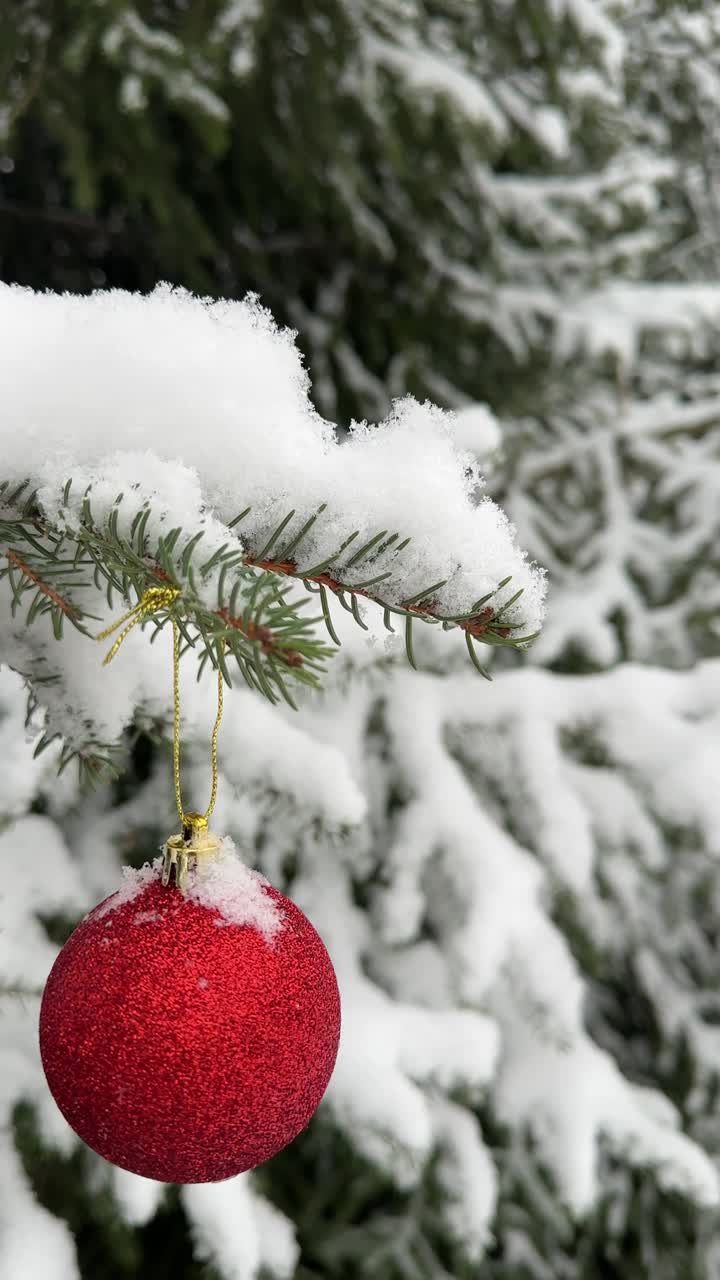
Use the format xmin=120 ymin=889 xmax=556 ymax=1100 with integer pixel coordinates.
xmin=39 ymin=858 xmax=341 ymax=1183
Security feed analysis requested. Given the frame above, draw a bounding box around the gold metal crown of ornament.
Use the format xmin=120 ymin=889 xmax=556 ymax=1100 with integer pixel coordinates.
xmin=162 ymin=812 xmax=221 ymax=892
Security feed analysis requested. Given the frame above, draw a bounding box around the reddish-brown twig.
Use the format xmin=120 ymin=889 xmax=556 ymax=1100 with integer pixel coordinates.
xmin=6 ymin=549 xmax=78 ymax=618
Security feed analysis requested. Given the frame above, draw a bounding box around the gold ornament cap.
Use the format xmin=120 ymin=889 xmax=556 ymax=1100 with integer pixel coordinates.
xmin=162 ymin=812 xmax=222 ymax=893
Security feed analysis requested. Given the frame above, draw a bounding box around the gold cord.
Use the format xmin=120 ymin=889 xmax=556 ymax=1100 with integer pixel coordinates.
xmin=98 ymin=586 xmax=224 ymax=835
xmin=96 ymin=586 xmax=180 ymax=665
xmin=172 ymin=618 xmax=224 ymax=831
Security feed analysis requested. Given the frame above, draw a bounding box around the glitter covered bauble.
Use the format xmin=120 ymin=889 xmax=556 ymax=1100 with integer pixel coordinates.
xmin=39 ymin=846 xmax=341 ymax=1183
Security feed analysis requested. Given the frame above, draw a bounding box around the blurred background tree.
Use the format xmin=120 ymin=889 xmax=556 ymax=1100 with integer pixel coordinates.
xmin=2 ymin=2 xmax=720 ymax=1278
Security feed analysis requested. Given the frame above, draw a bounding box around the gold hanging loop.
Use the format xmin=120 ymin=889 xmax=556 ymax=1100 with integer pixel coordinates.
xmin=96 ymin=585 xmax=180 ymax=665
xmin=172 ymin=619 xmax=224 ymax=831
xmin=97 ymin=585 xmax=225 ymax=891
xmin=166 ymin=617 xmax=224 ymax=889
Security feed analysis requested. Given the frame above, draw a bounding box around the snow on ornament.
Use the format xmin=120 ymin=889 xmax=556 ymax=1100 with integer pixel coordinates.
xmin=39 ymin=834 xmax=341 ymax=1183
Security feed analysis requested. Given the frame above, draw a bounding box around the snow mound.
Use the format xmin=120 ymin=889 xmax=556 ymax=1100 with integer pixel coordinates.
xmin=0 ymin=283 xmax=546 ymax=632
xmin=97 ymin=838 xmax=284 ymax=940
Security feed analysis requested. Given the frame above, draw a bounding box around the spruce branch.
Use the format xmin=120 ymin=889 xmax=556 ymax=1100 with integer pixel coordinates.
xmin=14 ymin=659 xmax=127 ymax=786
xmin=238 ymin=509 xmax=534 ymax=664
xmin=0 ymin=482 xmax=538 ymax=720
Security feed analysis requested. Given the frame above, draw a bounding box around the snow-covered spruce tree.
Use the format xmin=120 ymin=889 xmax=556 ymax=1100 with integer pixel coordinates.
xmin=1 ymin=281 xmax=719 ymax=1280
xmin=466 ymin=5 xmax=720 ymax=1273
xmin=0 ymin=283 xmax=548 ymax=1277
xmin=1 ymin=0 xmax=662 ymax=421
xmin=2 ymin=4 xmax=720 ymax=1280
xmin=471 ymin=3 xmax=720 ymax=1274
xmin=500 ymin=0 xmax=720 ymax=671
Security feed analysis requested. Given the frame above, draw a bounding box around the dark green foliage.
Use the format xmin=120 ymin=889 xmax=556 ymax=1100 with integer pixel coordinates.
xmin=251 ymin=1112 xmax=720 ymax=1280
xmin=0 ymin=0 xmax=629 ymax=422
xmin=13 ymin=1102 xmax=222 ymax=1280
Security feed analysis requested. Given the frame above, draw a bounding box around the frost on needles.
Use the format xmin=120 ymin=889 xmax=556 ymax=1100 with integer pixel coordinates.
xmin=0 ymin=284 xmax=545 ymax=770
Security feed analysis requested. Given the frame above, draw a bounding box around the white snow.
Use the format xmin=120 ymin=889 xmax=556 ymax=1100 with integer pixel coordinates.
xmin=109 ymin=1168 xmax=165 ymax=1225
xmin=97 ymin=839 xmax=284 ymax=940
xmin=0 ymin=814 xmax=89 ymax=987
xmin=555 ymin=284 xmax=720 ymax=371
xmin=0 ymin=800 xmax=90 ymax=1279
xmin=432 ymin=1098 xmax=498 ymax=1258
xmin=367 ymin=36 xmax=507 ymax=140
xmin=0 ymin=284 xmax=546 ymax=633
xmin=102 ymin=12 xmax=230 ymax=122
xmin=104 ymin=11 xmax=182 ymax=58
xmin=0 ymin=667 xmax=65 ymax=819
xmin=549 ymin=0 xmax=625 ymax=80
xmin=1 ymin=620 xmax=720 ymax=1276
xmin=183 ymin=1177 xmax=298 ymax=1280
xmin=494 ymin=83 xmax=569 ymax=158
xmin=447 ymin=404 xmax=502 ymax=462
xmin=215 ymin=0 xmax=262 ymax=79
xmin=0 ymin=1130 xmax=78 ymax=1280
xmin=357 ymin=659 xmax=720 ymax=1210
xmin=93 ymin=858 xmax=159 ymax=918
xmin=290 ymin=863 xmax=499 ymax=1188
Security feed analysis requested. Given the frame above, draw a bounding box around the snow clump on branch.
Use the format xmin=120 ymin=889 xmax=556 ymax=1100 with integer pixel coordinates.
xmin=0 ymin=283 xmax=546 ymax=633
